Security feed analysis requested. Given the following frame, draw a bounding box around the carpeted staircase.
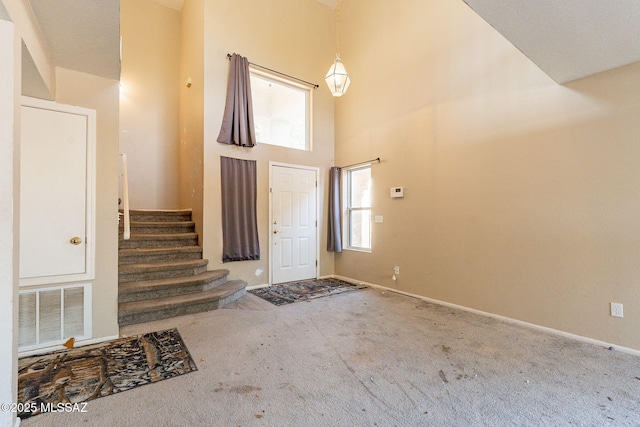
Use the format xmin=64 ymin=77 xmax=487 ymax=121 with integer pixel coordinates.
xmin=118 ymin=209 xmax=246 ymax=326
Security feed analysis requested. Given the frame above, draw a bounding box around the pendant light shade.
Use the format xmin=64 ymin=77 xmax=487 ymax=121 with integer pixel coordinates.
xmin=325 ymin=54 xmax=351 ymax=97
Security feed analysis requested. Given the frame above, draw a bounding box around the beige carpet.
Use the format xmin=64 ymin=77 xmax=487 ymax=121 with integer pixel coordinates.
xmin=21 ymin=288 xmax=640 ymax=426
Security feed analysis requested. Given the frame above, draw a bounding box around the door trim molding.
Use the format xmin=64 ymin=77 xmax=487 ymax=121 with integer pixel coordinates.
xmin=19 ymin=96 xmax=96 ymax=287
xmin=268 ymin=162 xmax=320 ymax=285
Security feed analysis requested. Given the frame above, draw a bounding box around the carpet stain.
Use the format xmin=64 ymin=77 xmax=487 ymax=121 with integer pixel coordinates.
xmin=439 ymin=370 xmax=449 ymax=383
xmin=229 ymin=385 xmax=262 ymax=394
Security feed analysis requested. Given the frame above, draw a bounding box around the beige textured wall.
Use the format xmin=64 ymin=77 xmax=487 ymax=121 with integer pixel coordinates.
xmin=201 ymin=0 xmax=335 ymax=286
xmin=120 ymin=0 xmax=181 ymax=209
xmin=178 ymin=0 xmax=204 ymax=238
xmin=335 ymin=0 xmax=640 ymax=350
xmin=55 ymin=67 xmax=120 ymax=340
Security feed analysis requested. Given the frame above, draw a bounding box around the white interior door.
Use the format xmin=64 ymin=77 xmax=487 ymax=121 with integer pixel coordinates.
xmin=19 ymin=98 xmax=95 ymax=285
xmin=271 ymin=164 xmax=318 ymax=284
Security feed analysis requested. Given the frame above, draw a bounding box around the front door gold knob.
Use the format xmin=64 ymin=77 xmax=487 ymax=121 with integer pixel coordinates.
xmin=273 ymin=230 xmax=280 ymax=234
xmin=70 ymin=237 xmax=83 ymax=245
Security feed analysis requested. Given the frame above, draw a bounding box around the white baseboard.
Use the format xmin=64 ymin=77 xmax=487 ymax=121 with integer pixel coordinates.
xmin=18 ymin=334 xmax=120 ymax=358
xmin=332 ymin=275 xmax=640 ymax=357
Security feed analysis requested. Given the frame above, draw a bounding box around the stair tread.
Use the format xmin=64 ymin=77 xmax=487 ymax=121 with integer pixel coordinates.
xmin=119 ymin=258 xmax=208 ymax=273
xmin=119 ymin=280 xmax=246 ymax=315
xmin=124 ymin=220 xmax=195 ymax=225
xmin=120 ymin=221 xmax=195 ymax=231
xmin=123 ymin=209 xmax=193 ymax=214
xmin=119 ymin=269 xmax=229 ymax=292
xmin=119 ymin=246 xmax=202 ymax=255
xmin=125 ymin=232 xmax=198 ymax=240
xmin=121 ymin=210 xmax=193 ymax=223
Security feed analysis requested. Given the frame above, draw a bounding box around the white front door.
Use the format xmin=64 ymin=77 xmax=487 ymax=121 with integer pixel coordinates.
xmin=19 ymin=98 xmax=95 ymax=285
xmin=271 ymin=164 xmax=318 ymax=284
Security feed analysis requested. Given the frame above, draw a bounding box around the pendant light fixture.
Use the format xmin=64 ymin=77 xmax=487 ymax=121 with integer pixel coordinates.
xmin=325 ymin=0 xmax=351 ymax=97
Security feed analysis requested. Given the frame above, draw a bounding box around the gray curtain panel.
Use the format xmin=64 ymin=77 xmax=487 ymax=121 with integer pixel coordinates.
xmin=327 ymin=166 xmax=342 ymax=252
xmin=220 ymin=156 xmax=260 ymax=262
xmin=217 ymin=53 xmax=257 ymax=147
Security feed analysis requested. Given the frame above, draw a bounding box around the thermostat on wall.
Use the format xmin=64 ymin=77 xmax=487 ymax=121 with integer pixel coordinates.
xmin=390 ymin=187 xmax=404 ymax=198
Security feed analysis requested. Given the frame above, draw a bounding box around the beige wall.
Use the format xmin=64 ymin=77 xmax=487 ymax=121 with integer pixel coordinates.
xmin=121 ymin=0 xmax=181 ymax=209
xmin=178 ymin=0 xmax=204 ymax=237
xmin=200 ymin=0 xmax=336 ymax=285
xmin=55 ymin=67 xmax=120 ymax=340
xmin=334 ymin=0 xmax=640 ymax=350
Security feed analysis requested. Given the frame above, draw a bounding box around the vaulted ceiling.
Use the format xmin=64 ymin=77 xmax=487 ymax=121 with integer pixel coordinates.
xmin=11 ymin=0 xmax=640 ymax=92
xmin=28 ymin=0 xmax=120 ymax=80
xmin=463 ymin=0 xmax=640 ymax=83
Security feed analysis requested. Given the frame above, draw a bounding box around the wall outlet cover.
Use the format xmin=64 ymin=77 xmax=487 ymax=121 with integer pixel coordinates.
xmin=611 ymin=302 xmax=624 ymax=318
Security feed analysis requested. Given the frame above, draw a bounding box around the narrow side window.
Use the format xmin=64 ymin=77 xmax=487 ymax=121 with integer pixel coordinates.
xmin=346 ymin=165 xmax=372 ymax=250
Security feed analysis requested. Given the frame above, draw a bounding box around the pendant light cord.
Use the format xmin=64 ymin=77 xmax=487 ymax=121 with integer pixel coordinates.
xmin=336 ymin=1 xmax=341 ymax=56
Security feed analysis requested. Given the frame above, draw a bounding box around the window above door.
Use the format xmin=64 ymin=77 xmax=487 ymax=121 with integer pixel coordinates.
xmin=250 ymin=67 xmax=313 ymax=151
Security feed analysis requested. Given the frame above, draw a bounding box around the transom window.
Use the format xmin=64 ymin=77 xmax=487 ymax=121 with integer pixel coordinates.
xmin=250 ymin=68 xmax=312 ymax=151
xmin=346 ymin=165 xmax=372 ymax=250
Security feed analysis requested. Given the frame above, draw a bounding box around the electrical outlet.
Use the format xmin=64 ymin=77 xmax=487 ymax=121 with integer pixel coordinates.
xmin=393 ymin=266 xmax=400 ymax=275
xmin=611 ymin=302 xmax=624 ymax=318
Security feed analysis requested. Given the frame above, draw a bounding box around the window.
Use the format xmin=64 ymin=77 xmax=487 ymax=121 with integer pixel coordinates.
xmin=346 ymin=165 xmax=372 ymax=250
xmin=250 ymin=68 xmax=312 ymax=151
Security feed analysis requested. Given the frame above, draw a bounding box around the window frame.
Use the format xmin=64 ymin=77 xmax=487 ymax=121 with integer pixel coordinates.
xmin=249 ymin=66 xmax=313 ymax=151
xmin=344 ymin=164 xmax=372 ymax=252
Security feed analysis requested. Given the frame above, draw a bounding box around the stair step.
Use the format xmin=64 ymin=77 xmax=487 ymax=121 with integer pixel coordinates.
xmin=118 ymin=279 xmax=247 ymax=326
xmin=118 ymin=246 xmax=203 ymax=265
xmin=119 ymin=269 xmax=230 ymax=303
xmin=118 ymin=259 xmax=208 ymax=283
xmin=120 ymin=221 xmax=195 ymax=235
xmin=119 ymin=232 xmax=198 ymax=249
xmin=122 ymin=209 xmax=193 ymax=223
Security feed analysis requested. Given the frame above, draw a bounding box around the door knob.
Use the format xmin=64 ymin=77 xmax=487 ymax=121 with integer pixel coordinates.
xmin=70 ymin=237 xmax=83 ymax=245
xmin=273 ymin=230 xmax=280 ymax=234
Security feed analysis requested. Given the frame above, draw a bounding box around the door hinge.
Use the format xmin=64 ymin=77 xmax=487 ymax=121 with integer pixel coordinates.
xmin=315 ymin=220 xmax=318 ymax=227
xmin=316 ymin=260 xmax=318 ymax=267
xmin=270 ymin=187 xmax=272 ymax=193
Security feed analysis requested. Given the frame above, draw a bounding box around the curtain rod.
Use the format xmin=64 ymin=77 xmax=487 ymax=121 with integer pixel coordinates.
xmin=226 ymin=54 xmax=319 ymax=89
xmin=339 ymin=157 xmax=381 ymax=169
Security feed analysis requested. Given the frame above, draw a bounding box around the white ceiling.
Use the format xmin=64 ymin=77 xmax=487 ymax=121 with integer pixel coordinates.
xmin=28 ymin=0 xmax=120 ymax=80
xmin=463 ymin=0 xmax=640 ymax=83
xmin=18 ymin=0 xmax=640 ymax=87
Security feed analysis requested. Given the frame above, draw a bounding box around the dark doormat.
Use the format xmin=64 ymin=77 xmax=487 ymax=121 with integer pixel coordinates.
xmin=17 ymin=328 xmax=197 ymax=419
xmin=250 ymin=278 xmax=366 ymax=306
